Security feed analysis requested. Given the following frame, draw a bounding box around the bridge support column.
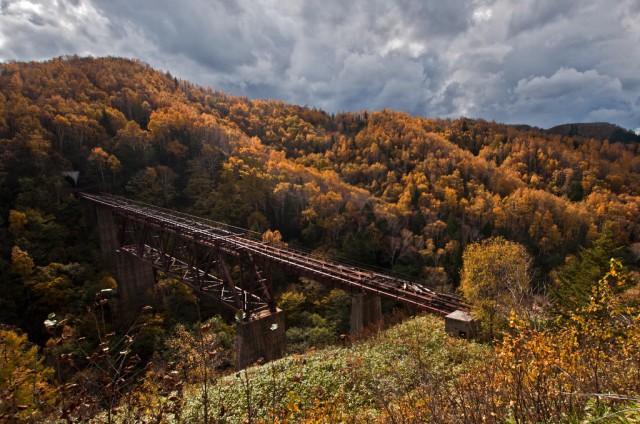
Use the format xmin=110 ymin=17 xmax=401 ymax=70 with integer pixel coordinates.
xmin=236 ymin=309 xmax=286 ymax=369
xmin=94 ymin=204 xmax=155 ymax=308
xmin=115 ymin=251 xmax=156 ymax=305
xmin=96 ymin=206 xmax=120 ymax=267
xmin=350 ymin=293 xmax=383 ymax=335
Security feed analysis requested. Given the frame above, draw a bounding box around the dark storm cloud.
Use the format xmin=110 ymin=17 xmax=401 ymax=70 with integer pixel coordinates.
xmin=92 ymin=0 xmax=295 ymax=74
xmin=1 ymin=0 xmax=639 ymax=130
xmin=506 ymin=0 xmax=580 ymax=37
xmin=0 ymin=0 xmax=143 ymax=59
xmin=395 ymin=0 xmax=476 ymax=37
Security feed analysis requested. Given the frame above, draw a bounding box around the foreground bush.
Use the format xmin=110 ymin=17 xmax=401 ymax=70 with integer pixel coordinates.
xmin=378 ymin=259 xmax=640 ymax=423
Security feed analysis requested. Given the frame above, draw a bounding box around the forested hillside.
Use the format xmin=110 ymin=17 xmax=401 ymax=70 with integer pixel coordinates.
xmin=1 ymin=56 xmax=639 ymax=422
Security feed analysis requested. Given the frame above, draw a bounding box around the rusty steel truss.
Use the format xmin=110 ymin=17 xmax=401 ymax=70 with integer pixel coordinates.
xmin=81 ymin=193 xmax=468 ymax=318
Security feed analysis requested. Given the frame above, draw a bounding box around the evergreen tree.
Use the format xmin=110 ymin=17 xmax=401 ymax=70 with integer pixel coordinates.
xmin=550 ymin=222 xmax=623 ymax=316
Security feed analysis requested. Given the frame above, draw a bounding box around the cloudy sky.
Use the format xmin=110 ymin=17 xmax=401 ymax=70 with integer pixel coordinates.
xmin=1 ymin=0 xmax=639 ymax=130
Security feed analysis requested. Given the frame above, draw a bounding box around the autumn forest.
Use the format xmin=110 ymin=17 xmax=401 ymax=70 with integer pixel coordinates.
xmin=1 ymin=56 xmax=639 ymax=422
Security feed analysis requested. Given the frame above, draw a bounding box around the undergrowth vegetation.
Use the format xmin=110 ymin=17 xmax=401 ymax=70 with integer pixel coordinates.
xmin=179 ymin=314 xmax=487 ymax=423
xmin=170 ymin=261 xmax=638 ymax=423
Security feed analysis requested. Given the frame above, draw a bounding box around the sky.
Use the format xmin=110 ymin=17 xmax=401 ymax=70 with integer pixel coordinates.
xmin=1 ymin=0 xmax=639 ymax=131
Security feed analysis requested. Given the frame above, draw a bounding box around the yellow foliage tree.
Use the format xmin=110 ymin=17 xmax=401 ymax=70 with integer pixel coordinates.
xmin=0 ymin=326 xmax=55 ymax=421
xmin=10 ymin=246 xmax=34 ymax=279
xmin=460 ymin=236 xmax=532 ymax=338
xmin=492 ymin=259 xmax=640 ymax=422
xmin=8 ymin=210 xmax=28 ymax=237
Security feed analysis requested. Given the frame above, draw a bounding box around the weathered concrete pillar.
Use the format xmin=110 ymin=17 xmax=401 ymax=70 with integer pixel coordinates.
xmin=94 ymin=204 xmax=155 ymax=320
xmin=236 ymin=309 xmax=286 ymax=368
xmin=350 ymin=292 xmax=383 ymax=335
xmin=83 ymin=202 xmax=98 ymax=229
xmin=115 ymin=251 xmax=156 ymax=304
xmin=95 ymin=206 xmax=119 ymax=267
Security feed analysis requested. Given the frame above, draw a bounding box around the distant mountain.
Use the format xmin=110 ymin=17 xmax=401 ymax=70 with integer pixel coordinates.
xmin=546 ymin=122 xmax=640 ymax=143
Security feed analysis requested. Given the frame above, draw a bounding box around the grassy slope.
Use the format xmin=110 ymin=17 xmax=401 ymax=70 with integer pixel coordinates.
xmin=179 ymin=314 xmax=487 ymax=422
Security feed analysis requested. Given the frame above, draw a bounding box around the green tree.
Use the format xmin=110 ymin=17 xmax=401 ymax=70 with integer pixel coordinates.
xmin=460 ymin=236 xmax=532 ymax=338
xmin=125 ymin=166 xmax=176 ymax=206
xmin=8 ymin=207 xmax=69 ymax=264
xmin=550 ymin=222 xmax=622 ymax=316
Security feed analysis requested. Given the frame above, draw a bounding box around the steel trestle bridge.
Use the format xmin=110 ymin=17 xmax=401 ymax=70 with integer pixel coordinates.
xmin=81 ymin=193 xmax=468 ymax=318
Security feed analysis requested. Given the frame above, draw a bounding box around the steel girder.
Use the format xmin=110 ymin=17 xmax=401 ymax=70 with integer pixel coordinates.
xmin=115 ymin=209 xmax=277 ymax=317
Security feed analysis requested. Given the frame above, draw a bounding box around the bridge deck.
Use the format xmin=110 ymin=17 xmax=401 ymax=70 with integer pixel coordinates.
xmin=81 ymin=193 xmax=469 ymax=315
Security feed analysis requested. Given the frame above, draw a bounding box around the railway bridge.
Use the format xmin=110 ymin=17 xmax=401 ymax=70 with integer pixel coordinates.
xmin=81 ymin=193 xmax=468 ymax=367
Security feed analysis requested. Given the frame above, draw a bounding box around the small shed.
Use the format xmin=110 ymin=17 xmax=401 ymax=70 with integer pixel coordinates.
xmin=445 ymin=310 xmax=478 ymax=339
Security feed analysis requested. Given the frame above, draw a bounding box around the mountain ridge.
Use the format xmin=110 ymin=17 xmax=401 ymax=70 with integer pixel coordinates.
xmin=546 ymin=122 xmax=640 ymax=143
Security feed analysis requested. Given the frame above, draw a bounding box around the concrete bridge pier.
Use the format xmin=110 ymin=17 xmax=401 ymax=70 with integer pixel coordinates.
xmin=115 ymin=251 xmax=156 ymax=304
xmin=236 ymin=309 xmax=286 ymax=368
xmin=95 ymin=206 xmax=119 ymax=268
xmin=350 ymin=292 xmax=383 ymax=334
xmin=94 ymin=204 xmax=155 ymax=307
